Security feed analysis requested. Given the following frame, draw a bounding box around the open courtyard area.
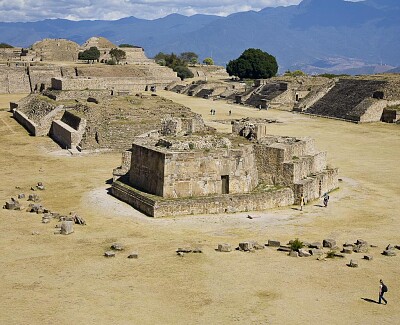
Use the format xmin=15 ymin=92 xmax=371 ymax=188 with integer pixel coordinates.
xmin=1 ymin=92 xmax=399 ymax=324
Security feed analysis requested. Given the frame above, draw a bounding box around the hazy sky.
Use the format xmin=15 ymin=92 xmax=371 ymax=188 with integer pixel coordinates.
xmin=0 ymin=0 xmax=363 ymax=22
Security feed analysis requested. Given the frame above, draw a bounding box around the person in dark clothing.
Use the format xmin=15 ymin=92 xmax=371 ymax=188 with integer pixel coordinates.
xmin=379 ymin=279 xmax=388 ymax=305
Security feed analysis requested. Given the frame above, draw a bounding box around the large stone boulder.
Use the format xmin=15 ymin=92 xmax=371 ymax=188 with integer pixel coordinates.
xmin=268 ymin=240 xmax=280 ymax=247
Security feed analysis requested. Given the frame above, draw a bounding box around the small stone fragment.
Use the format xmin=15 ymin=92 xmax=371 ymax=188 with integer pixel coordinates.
xmin=127 ymin=252 xmax=139 ymax=259
xmin=298 ymin=248 xmax=311 ymax=257
xmin=111 ymin=243 xmax=124 ymax=251
xmin=104 ymin=251 xmax=116 ymax=257
xmin=342 ymin=247 xmax=353 ymax=254
xmin=18 ymin=193 xmax=25 ymax=199
xmin=382 ymin=250 xmax=396 ymax=256
xmin=364 ymin=255 xmax=373 ymax=261
xmin=348 ymin=259 xmax=358 ymax=267
xmin=192 ymin=247 xmax=203 ymax=253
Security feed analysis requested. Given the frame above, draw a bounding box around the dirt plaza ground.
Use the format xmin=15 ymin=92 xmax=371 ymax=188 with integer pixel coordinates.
xmin=0 ymin=92 xmax=399 ymax=324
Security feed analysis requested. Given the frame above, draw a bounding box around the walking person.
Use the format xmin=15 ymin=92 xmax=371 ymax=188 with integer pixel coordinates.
xmin=300 ymin=194 xmax=305 ymax=211
xmin=379 ymin=279 xmax=388 ymax=305
xmin=323 ymin=192 xmax=330 ymax=207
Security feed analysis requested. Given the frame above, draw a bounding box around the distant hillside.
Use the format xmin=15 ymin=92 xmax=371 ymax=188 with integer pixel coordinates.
xmin=0 ymin=0 xmax=399 ymax=74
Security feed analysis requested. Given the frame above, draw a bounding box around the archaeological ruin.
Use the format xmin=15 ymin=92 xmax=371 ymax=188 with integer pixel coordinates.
xmin=111 ymin=117 xmax=338 ymax=217
xmin=170 ymin=75 xmax=400 ymax=124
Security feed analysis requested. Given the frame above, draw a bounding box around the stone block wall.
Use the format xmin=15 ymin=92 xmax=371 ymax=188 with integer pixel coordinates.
xmin=13 ymin=110 xmax=37 ymax=135
xmin=111 ymin=180 xmax=294 ymax=217
xmin=129 ymin=143 xmax=258 ymax=199
xmin=129 ymin=144 xmax=166 ymax=196
xmin=29 ymin=65 xmax=62 ymax=92
xmin=350 ymin=98 xmax=387 ymax=123
xmin=50 ymin=112 xmax=86 ymax=149
xmin=292 ymin=168 xmax=338 ymax=204
xmin=0 ymin=66 xmax=31 ymax=93
xmin=162 ymin=145 xmax=258 ymax=198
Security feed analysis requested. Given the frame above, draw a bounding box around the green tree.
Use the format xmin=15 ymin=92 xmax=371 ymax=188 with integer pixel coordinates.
xmin=173 ymin=65 xmax=194 ymax=80
xmin=284 ymin=70 xmax=306 ymax=77
xmin=0 ymin=42 xmax=13 ymax=48
xmin=119 ymin=44 xmax=136 ymax=48
xmin=226 ymin=48 xmax=278 ymax=79
xmin=78 ymin=47 xmax=100 ymax=63
xmin=203 ymin=57 xmax=214 ymax=65
xmin=154 ymin=52 xmax=194 ymax=80
xmin=179 ymin=51 xmax=199 ymax=64
xmin=109 ymin=48 xmax=126 ymax=64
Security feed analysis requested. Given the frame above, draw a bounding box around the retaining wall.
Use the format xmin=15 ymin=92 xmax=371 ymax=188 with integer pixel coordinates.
xmin=111 ymin=180 xmax=294 ymax=218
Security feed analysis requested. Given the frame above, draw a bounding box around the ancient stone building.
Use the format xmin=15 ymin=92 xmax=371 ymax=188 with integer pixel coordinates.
xmin=111 ymin=117 xmax=338 ymax=217
xmin=31 ymin=39 xmax=80 ymax=62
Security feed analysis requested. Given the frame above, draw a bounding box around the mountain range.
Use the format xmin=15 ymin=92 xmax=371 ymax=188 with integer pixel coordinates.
xmin=1 ymin=0 xmax=400 ymax=74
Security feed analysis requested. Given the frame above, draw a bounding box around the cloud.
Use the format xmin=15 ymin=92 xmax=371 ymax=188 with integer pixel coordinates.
xmin=0 ymin=0 xmax=305 ymax=22
xmin=0 ymin=0 xmax=364 ymax=22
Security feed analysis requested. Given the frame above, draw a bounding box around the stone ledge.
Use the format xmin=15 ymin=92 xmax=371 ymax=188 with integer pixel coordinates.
xmin=111 ymin=180 xmax=294 ymax=218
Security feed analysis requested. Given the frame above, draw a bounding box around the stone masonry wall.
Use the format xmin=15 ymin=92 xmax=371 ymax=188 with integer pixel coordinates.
xmin=111 ymin=180 xmax=294 ymax=218
xmin=129 ymin=144 xmax=166 ymax=196
xmin=162 ymin=145 xmax=258 ymax=198
xmin=0 ymin=66 xmax=31 ymax=93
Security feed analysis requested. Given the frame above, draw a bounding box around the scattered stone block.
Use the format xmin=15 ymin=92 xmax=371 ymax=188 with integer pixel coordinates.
xmin=309 ymin=242 xmax=322 ymax=249
xmin=342 ymin=247 xmax=353 ymax=254
xmin=310 ymin=248 xmax=324 ymax=256
xmin=334 ymin=253 xmax=345 ymax=258
xmin=364 ymin=255 xmax=373 ymax=261
xmin=111 ymin=243 xmax=124 ymax=251
xmin=289 ymin=251 xmax=299 ymax=257
xmin=356 ymin=239 xmax=368 ymax=246
xmin=395 ymin=245 xmax=400 ymax=250
xmin=177 ymin=252 xmax=184 ymax=257
xmin=298 ymin=248 xmax=311 ymax=257
xmin=253 ymin=243 xmax=265 ymax=250
xmin=382 ymin=250 xmax=396 ymax=256
xmin=127 ymin=252 xmax=139 ymax=259
xmin=353 ymin=244 xmax=368 ymax=253
xmin=323 ymin=239 xmax=336 ymax=248
xmin=302 ymin=242 xmax=311 ymax=248
xmin=343 ymin=241 xmax=354 ymax=247
xmin=268 ymin=240 xmax=280 ymax=247
xmin=18 ymin=193 xmax=25 ymax=199
xmin=42 ymin=216 xmax=51 ymax=224
xmin=176 ymin=247 xmax=192 ymax=253
xmin=239 ymin=241 xmax=254 ymax=251
xmin=60 ymin=221 xmax=74 ymax=235
xmin=348 ymin=259 xmax=358 ymax=267
xmin=70 ymin=212 xmax=86 ymax=225
xmin=277 ymin=245 xmax=291 ymax=252
xmin=192 ymin=247 xmax=203 ymax=253
xmin=28 ymin=194 xmax=40 ymax=202
xmin=5 ymin=200 xmax=16 ymax=210
xmin=217 ymin=243 xmax=232 ymax=252
xmin=31 ymin=231 xmax=40 ymax=235
xmin=386 ymin=244 xmax=394 ymax=251
xmin=104 ymin=251 xmax=115 ymax=257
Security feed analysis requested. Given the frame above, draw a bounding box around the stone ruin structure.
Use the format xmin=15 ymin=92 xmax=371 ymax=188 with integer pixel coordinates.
xmin=111 ymin=117 xmax=338 ymax=217
xmin=0 ymin=36 xmax=180 ymax=95
xmin=170 ymin=75 xmax=400 ymax=124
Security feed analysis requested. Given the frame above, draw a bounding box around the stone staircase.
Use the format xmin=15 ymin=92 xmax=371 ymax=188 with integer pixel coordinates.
xmin=305 ymin=79 xmax=387 ymax=120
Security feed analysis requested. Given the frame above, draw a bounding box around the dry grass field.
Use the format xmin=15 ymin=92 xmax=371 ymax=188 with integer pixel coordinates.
xmin=0 ymin=92 xmax=399 ymax=325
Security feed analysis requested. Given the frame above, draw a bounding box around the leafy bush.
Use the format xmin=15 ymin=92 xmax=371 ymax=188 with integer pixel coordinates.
xmin=0 ymin=42 xmax=13 ymax=48
xmin=203 ymin=57 xmax=214 ymax=65
xmin=290 ymin=238 xmax=304 ymax=251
